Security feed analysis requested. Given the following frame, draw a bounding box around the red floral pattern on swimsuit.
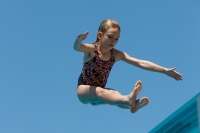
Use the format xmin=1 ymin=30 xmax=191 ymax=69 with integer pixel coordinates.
xmin=81 ymin=44 xmax=115 ymax=88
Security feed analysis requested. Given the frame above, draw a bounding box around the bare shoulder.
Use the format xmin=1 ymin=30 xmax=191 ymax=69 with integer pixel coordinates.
xmin=113 ymin=48 xmax=126 ymax=62
xmin=113 ymin=49 xmax=141 ymax=66
xmin=113 ymin=49 xmax=136 ymax=62
xmin=82 ymin=43 xmax=95 ymax=52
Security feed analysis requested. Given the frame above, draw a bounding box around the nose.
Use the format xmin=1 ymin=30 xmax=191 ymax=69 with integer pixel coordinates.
xmin=111 ymin=38 xmax=117 ymax=43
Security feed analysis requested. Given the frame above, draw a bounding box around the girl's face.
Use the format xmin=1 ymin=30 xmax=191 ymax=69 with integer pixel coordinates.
xmin=99 ymin=27 xmax=120 ymax=49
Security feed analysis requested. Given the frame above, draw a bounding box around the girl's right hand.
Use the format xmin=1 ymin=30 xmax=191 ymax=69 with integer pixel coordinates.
xmin=77 ymin=31 xmax=89 ymax=41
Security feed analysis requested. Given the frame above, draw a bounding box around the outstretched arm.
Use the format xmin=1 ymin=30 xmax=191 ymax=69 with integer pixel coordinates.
xmin=120 ymin=52 xmax=182 ymax=81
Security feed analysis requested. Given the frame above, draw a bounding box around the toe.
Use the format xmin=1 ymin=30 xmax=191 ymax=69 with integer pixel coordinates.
xmin=135 ymin=80 xmax=142 ymax=87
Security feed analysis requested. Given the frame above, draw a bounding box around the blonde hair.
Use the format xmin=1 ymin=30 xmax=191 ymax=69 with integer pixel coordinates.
xmin=93 ymin=19 xmax=120 ymax=44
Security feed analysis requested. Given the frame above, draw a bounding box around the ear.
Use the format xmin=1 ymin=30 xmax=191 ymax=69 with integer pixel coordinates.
xmin=97 ymin=31 xmax=103 ymax=40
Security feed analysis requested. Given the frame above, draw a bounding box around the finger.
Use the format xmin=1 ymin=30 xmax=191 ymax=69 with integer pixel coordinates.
xmin=175 ymin=76 xmax=182 ymax=80
xmin=174 ymin=71 xmax=182 ymax=77
xmin=79 ymin=34 xmax=84 ymax=37
xmin=83 ymin=32 xmax=89 ymax=38
xmin=174 ymin=73 xmax=181 ymax=78
xmin=176 ymin=73 xmax=182 ymax=79
xmin=84 ymin=31 xmax=89 ymax=35
xmin=171 ymin=67 xmax=176 ymax=71
xmin=174 ymin=77 xmax=179 ymax=81
xmin=177 ymin=76 xmax=183 ymax=80
xmin=175 ymin=76 xmax=179 ymax=80
xmin=85 ymin=33 xmax=89 ymax=37
xmin=80 ymin=31 xmax=88 ymax=37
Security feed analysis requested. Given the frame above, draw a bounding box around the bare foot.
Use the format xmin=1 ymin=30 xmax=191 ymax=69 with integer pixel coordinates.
xmin=130 ymin=97 xmax=149 ymax=113
xmin=134 ymin=80 xmax=142 ymax=96
xmin=128 ymin=80 xmax=142 ymax=108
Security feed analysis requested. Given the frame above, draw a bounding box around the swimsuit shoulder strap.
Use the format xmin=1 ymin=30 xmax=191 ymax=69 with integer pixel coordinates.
xmin=110 ymin=48 xmax=115 ymax=59
xmin=94 ymin=43 xmax=98 ymax=54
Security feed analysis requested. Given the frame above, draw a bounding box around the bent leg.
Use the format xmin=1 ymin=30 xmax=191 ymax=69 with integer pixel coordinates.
xmin=76 ymin=80 xmax=142 ymax=108
xmin=77 ymin=85 xmax=130 ymax=106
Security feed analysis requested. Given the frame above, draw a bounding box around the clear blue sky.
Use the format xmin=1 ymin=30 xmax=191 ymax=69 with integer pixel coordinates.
xmin=0 ymin=1 xmax=199 ymax=133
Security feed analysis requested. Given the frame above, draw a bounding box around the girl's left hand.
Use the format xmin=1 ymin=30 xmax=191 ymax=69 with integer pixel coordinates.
xmin=166 ymin=68 xmax=183 ymax=81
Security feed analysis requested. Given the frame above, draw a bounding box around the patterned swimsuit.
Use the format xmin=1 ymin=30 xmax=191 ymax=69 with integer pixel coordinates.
xmin=78 ymin=44 xmax=115 ymax=88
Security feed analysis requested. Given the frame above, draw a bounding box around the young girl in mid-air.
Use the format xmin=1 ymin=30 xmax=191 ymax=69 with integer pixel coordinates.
xmin=73 ymin=19 xmax=182 ymax=113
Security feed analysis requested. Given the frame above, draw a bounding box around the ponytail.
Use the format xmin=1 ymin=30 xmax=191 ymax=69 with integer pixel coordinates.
xmin=92 ymin=36 xmax=99 ymax=45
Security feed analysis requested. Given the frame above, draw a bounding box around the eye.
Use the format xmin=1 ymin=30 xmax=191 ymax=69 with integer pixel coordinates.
xmin=107 ymin=35 xmax=113 ymax=38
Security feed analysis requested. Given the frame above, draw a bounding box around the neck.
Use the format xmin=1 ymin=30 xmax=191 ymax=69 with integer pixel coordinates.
xmin=97 ymin=44 xmax=111 ymax=55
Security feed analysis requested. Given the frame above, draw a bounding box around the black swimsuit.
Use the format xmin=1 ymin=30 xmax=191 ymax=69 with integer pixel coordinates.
xmin=77 ymin=44 xmax=115 ymax=88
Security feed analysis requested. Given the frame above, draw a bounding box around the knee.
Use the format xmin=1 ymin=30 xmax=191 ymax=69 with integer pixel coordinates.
xmin=76 ymin=86 xmax=90 ymax=104
xmin=76 ymin=86 xmax=85 ymax=96
xmin=77 ymin=93 xmax=88 ymax=104
xmin=77 ymin=96 xmax=90 ymax=104
xmin=96 ymin=87 xmax=108 ymax=97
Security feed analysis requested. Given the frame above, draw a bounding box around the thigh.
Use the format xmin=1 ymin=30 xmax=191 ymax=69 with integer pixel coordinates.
xmin=76 ymin=85 xmax=105 ymax=104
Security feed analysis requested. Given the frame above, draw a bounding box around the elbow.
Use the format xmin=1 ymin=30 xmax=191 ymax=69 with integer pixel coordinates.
xmin=137 ymin=60 xmax=148 ymax=69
